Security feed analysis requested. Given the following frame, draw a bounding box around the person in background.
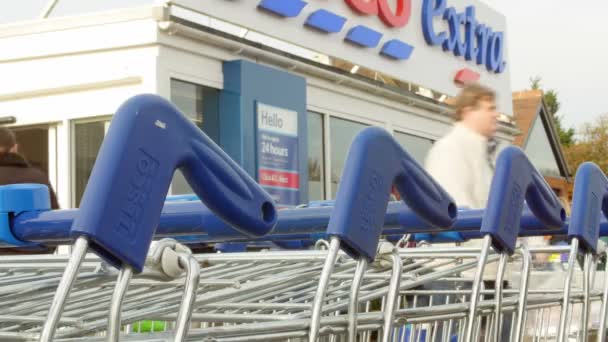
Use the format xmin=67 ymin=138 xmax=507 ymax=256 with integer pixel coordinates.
xmin=425 ymin=83 xmax=498 ymax=211
xmin=0 ymin=127 xmax=59 ymax=209
xmin=423 ymin=83 xmax=508 ymax=341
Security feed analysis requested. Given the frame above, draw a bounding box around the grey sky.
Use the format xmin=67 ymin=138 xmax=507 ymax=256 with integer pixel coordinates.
xmin=482 ymin=0 xmax=608 ymax=130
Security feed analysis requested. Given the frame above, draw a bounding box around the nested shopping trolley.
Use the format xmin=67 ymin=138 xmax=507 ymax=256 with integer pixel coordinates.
xmin=0 ymin=94 xmax=607 ymax=342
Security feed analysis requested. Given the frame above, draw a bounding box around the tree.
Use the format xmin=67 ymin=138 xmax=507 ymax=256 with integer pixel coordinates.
xmin=529 ymin=76 xmax=575 ymax=146
xmin=530 ymin=76 xmax=542 ymax=90
xmin=564 ymin=114 xmax=608 ymax=174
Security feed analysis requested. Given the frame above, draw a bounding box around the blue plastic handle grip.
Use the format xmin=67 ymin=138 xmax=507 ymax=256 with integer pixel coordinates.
xmin=71 ymin=94 xmax=277 ymax=272
xmin=326 ymin=127 xmax=457 ymax=261
xmin=14 ymin=202 xmax=596 ymax=246
xmin=0 ymin=184 xmax=51 ymax=247
xmin=214 ymin=243 xmax=247 ymax=253
xmin=568 ymin=162 xmax=608 ymax=254
xmin=481 ymin=147 xmax=565 ymax=254
xmin=272 ymin=240 xmax=315 ymax=249
xmin=412 ymin=232 xmax=465 ymax=243
xmin=12 ymin=201 xmax=403 ymax=245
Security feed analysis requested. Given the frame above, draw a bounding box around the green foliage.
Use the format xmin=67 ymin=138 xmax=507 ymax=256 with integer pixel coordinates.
xmin=543 ymin=89 xmax=560 ymax=118
xmin=529 ymin=76 xmax=542 ymax=90
xmin=565 ymin=114 xmax=608 ymax=175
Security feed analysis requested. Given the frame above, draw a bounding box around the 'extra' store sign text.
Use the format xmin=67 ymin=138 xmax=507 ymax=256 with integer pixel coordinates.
xmin=422 ymin=0 xmax=505 ymax=73
xmin=343 ymin=0 xmax=505 ymax=74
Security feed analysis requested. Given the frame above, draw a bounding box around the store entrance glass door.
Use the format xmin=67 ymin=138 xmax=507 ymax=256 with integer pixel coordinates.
xmin=11 ymin=124 xmax=58 ymax=207
xmin=13 ymin=125 xmax=50 ymax=175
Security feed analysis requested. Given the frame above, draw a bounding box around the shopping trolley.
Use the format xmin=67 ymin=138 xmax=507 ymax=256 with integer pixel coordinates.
xmin=400 ymin=161 xmax=608 ymax=342
xmin=0 ymin=101 xmax=458 ymax=341
xmin=510 ymin=162 xmax=608 ymax=342
xmin=0 ymin=94 xmax=607 ymax=342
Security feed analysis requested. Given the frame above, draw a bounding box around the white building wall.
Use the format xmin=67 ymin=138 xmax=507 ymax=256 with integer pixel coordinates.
xmin=0 ymin=7 xmax=515 ymax=207
xmin=0 ymin=16 xmax=161 ymax=207
xmin=156 ymin=45 xmax=225 ymax=99
xmin=156 ymin=27 xmax=457 ymax=142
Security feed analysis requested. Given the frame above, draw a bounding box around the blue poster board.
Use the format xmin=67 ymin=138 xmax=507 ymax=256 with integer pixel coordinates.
xmin=220 ymin=60 xmax=308 ymax=204
xmin=256 ymin=102 xmax=300 ymax=206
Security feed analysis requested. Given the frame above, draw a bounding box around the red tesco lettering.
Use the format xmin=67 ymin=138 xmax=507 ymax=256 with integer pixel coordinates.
xmin=345 ymin=0 xmax=412 ymax=28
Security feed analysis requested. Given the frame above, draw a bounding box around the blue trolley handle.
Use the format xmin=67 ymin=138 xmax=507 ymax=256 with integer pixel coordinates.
xmin=327 ymin=126 xmax=457 ymax=261
xmin=558 ymin=163 xmax=608 ymax=342
xmin=73 ymin=94 xmax=276 ymax=271
xmin=309 ymin=127 xmax=457 ymax=342
xmin=567 ymin=162 xmax=608 ymax=254
xmin=40 ymin=95 xmax=277 ymax=342
xmin=481 ymin=147 xmax=566 ymax=254
xmin=465 ymin=147 xmax=566 ymax=342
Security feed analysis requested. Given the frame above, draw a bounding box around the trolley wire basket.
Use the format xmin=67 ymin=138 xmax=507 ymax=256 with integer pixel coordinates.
xmin=0 ymin=95 xmax=607 ymax=342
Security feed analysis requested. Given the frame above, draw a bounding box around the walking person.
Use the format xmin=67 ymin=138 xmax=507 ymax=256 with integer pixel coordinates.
xmin=0 ymin=127 xmax=59 ymax=209
xmin=425 ymin=83 xmax=498 ymax=211
xmin=0 ymin=127 xmax=59 ymax=254
xmin=424 ymin=83 xmax=510 ymax=341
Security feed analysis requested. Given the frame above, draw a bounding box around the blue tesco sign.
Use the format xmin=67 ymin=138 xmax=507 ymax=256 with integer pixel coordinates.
xmin=422 ymin=0 xmax=506 ymax=74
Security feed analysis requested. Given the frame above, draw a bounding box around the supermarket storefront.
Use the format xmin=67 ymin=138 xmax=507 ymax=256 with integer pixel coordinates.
xmin=0 ymin=0 xmax=516 ymax=208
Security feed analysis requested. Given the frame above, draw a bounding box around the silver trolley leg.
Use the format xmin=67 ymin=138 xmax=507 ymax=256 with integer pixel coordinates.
xmin=106 ymin=239 xmax=200 ymax=342
xmin=581 ymin=251 xmax=595 ymax=342
xmin=492 ymin=253 xmax=508 ymax=342
xmin=107 ymin=266 xmax=134 ymax=342
xmin=39 ymin=236 xmax=89 ymax=342
xmin=347 ymin=258 xmax=368 ymax=342
xmin=381 ymin=248 xmax=402 ymax=342
xmin=557 ymin=237 xmax=579 ymax=342
xmin=310 ymin=237 xmax=341 ymax=342
xmin=598 ymin=250 xmax=608 ymax=342
xmin=513 ymin=245 xmax=531 ymax=342
xmin=173 ymin=253 xmax=201 ymax=342
xmin=465 ymin=235 xmax=493 ymax=342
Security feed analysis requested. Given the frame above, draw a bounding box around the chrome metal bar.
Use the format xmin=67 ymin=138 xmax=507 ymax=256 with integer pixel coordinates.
xmin=581 ymin=252 xmax=593 ymax=342
xmin=557 ymin=238 xmax=579 ymax=342
xmin=173 ymin=253 xmax=200 ymax=342
xmin=465 ymin=235 xmax=493 ymax=342
xmin=598 ymin=254 xmax=608 ymax=342
xmin=39 ymin=236 xmax=89 ymax=342
xmin=514 ymin=245 xmax=531 ymax=342
xmin=381 ymin=250 xmax=402 ymax=342
xmin=107 ymin=266 xmax=134 ymax=342
xmin=347 ymin=258 xmax=367 ymax=342
xmin=493 ymin=253 xmax=507 ymax=342
xmin=309 ymin=237 xmax=341 ymax=342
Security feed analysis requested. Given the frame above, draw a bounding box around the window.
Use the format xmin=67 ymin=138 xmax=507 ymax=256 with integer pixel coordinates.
xmin=393 ymin=131 xmax=434 ymax=165
xmin=14 ymin=126 xmax=49 ymax=174
xmin=330 ymin=117 xmax=369 ymax=198
xmin=307 ymin=112 xmax=325 ymax=201
xmin=170 ymin=79 xmax=220 ymax=195
xmin=524 ymin=115 xmax=562 ymax=177
xmin=73 ymin=120 xmax=107 ymax=206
